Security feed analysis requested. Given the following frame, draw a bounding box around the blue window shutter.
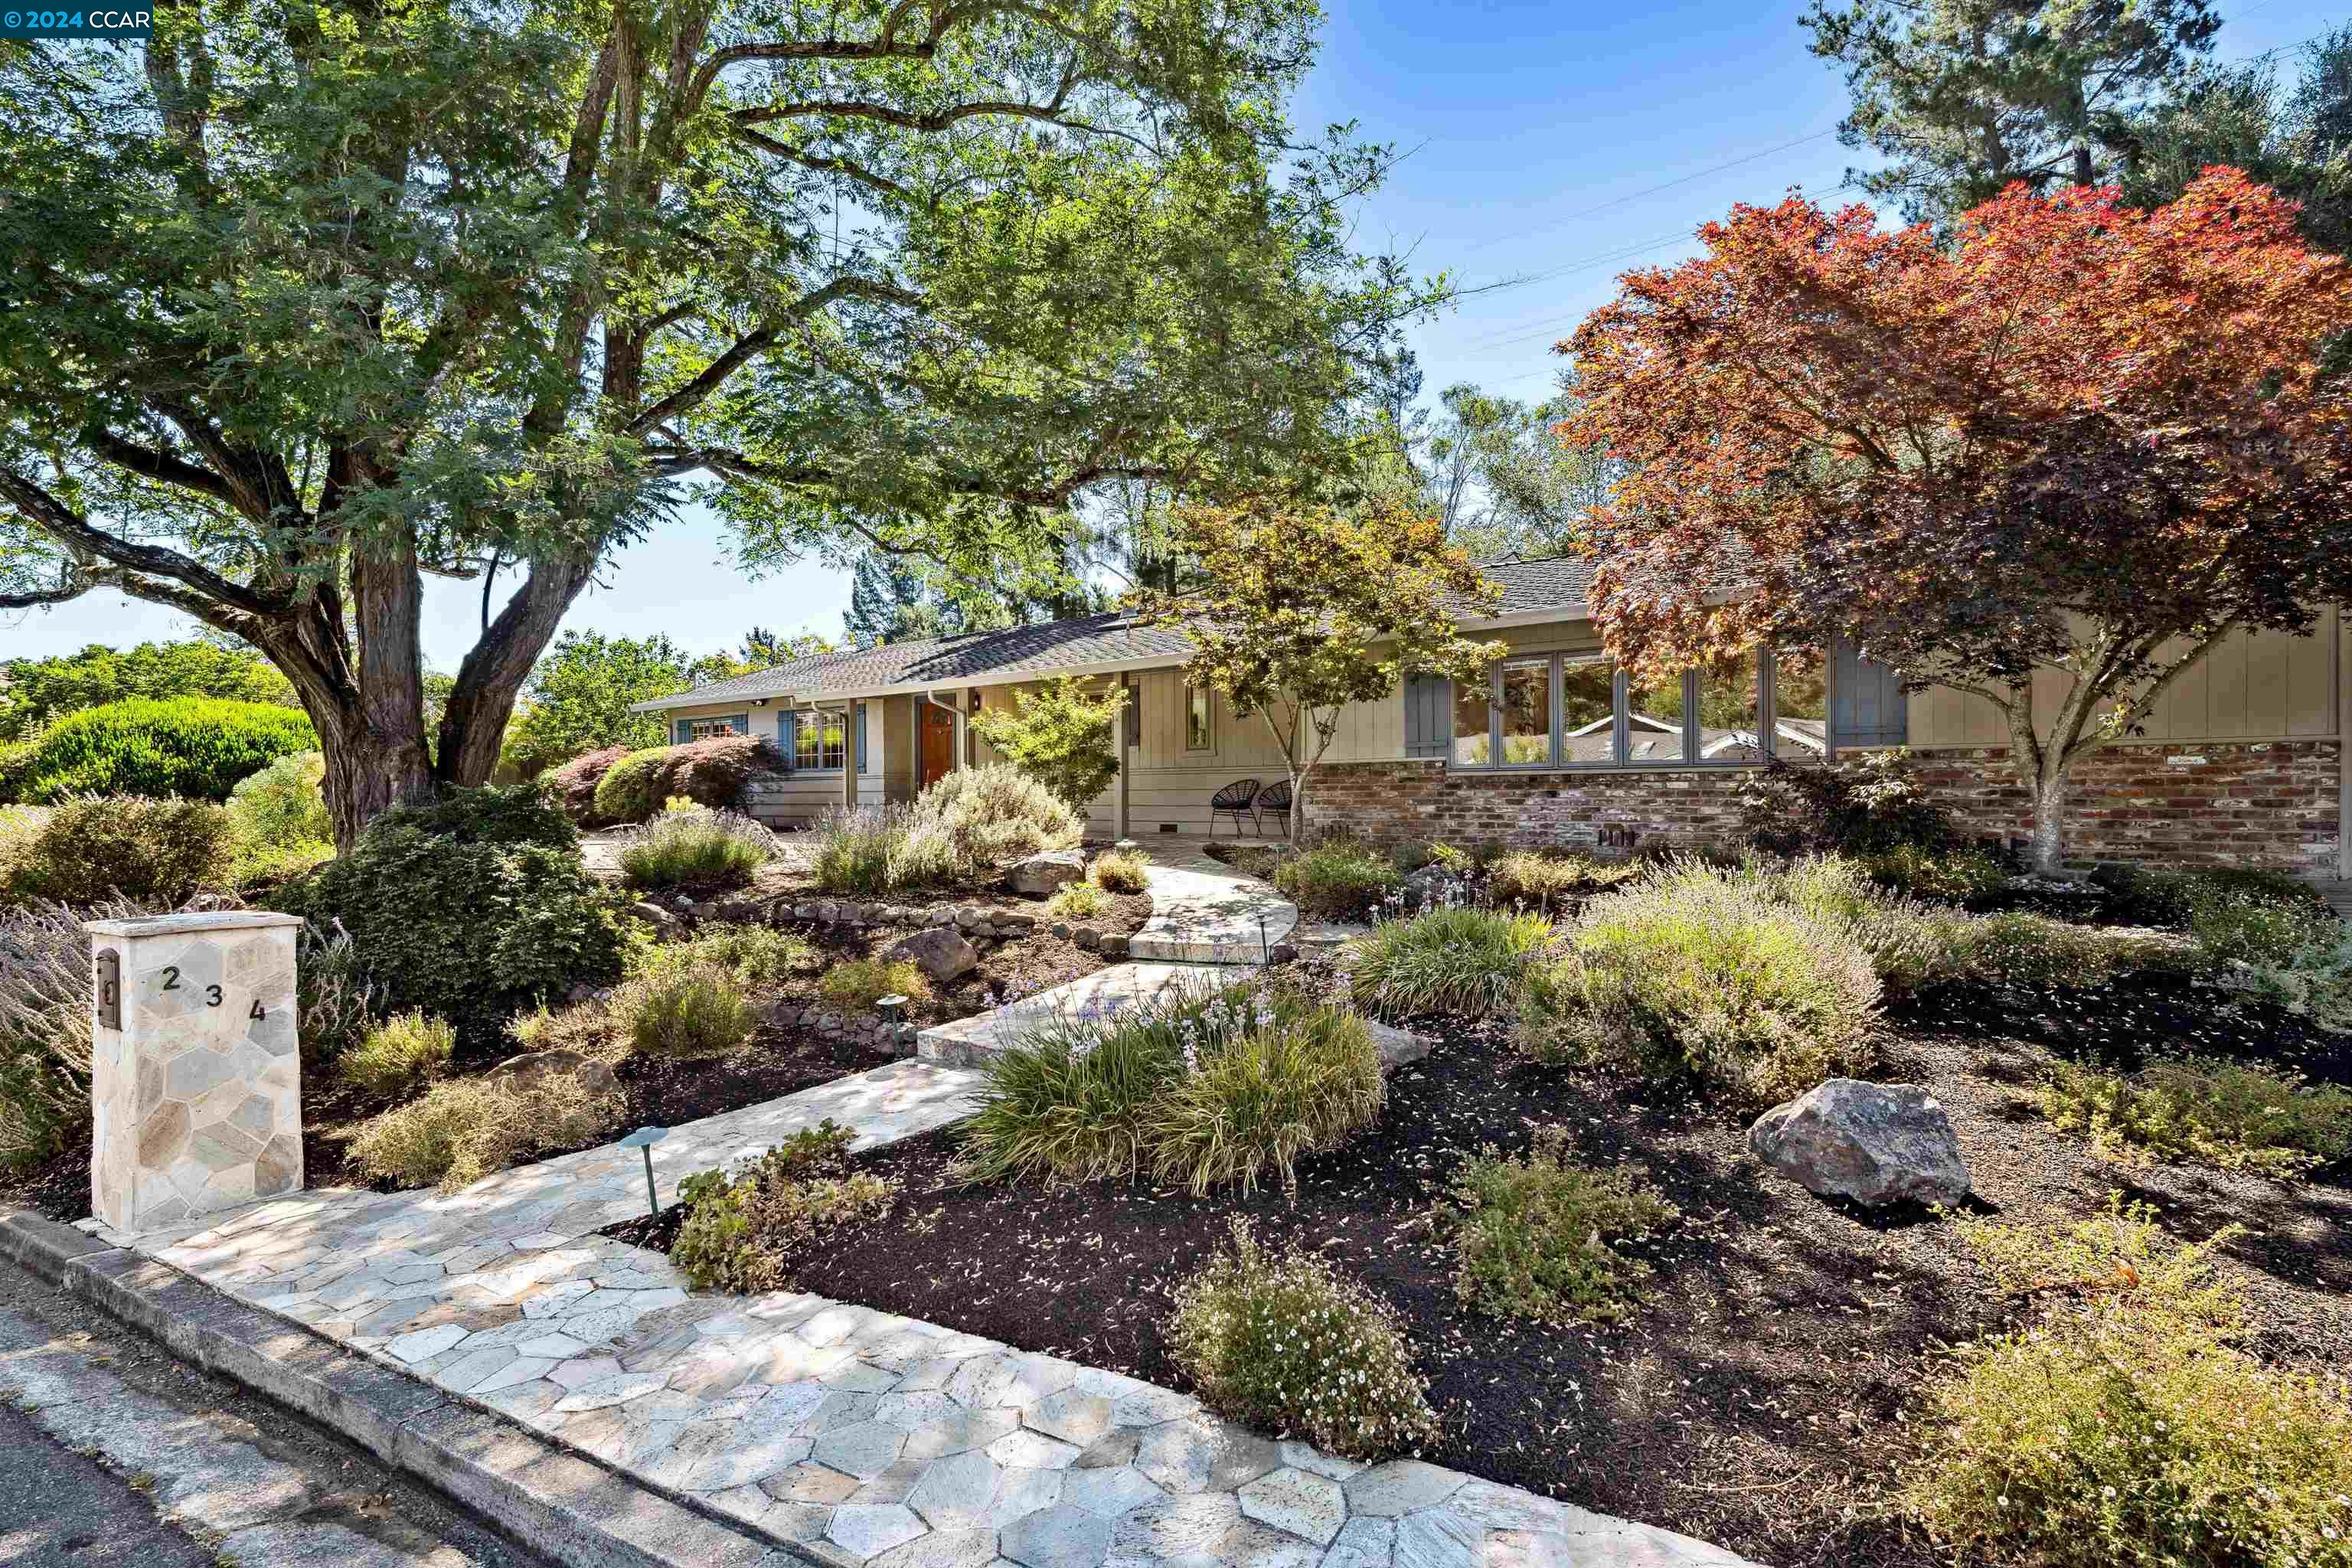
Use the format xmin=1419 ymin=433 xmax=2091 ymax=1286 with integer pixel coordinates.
xmin=855 ymin=704 xmax=868 ymax=773
xmin=672 ymin=719 xmax=690 ymax=744
xmin=1403 ymin=674 xmax=1449 ymax=759
xmin=779 ymin=711 xmax=796 ymax=772
xmin=1832 ymin=640 xmax=1908 ymax=747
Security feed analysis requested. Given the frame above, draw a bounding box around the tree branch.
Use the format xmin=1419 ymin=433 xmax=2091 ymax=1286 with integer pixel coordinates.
xmin=0 ymin=466 xmax=283 ymax=617
xmin=730 ymin=126 xmax=921 ymax=203
xmin=626 ymin=276 xmax=927 ymax=437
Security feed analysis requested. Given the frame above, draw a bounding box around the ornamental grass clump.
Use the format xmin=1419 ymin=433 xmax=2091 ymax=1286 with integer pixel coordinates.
xmin=670 ymin=1120 xmax=900 ymax=1293
xmin=2038 ymin=1057 xmax=2352 ymax=1178
xmin=1046 ymin=881 xmax=1109 ymax=920
xmin=338 ymin=1010 xmax=455 ymax=1099
xmin=619 ymin=963 xmax=756 ymax=1057
xmin=1168 ymin=1218 xmax=1439 ymax=1462
xmin=1347 ymin=905 xmax=1552 ymax=1018
xmin=1518 ymin=859 xmax=1880 ymax=1108
xmin=616 ymin=806 xmax=773 ymax=890
xmin=816 ymin=958 xmax=929 ymax=1011
xmin=0 ymin=895 xmax=163 ymax=1163
xmin=347 ymin=1073 xmax=622 ymax=1192
xmin=1902 ymin=1200 xmax=2352 ymax=1568
xmin=1437 ymin=1128 xmax=1678 ymax=1326
xmin=1486 ymin=848 xmax=1644 ymax=906
xmin=956 ymin=978 xmax=1380 ymax=1192
xmin=1089 ymin=848 xmax=1150 ymax=893
xmin=1146 ymin=1000 xmax=1383 ymax=1194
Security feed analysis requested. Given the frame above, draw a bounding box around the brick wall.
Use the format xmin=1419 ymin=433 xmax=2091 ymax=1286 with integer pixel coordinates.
xmin=1904 ymin=740 xmax=2341 ymax=875
xmin=1304 ymin=740 xmax=2343 ymax=875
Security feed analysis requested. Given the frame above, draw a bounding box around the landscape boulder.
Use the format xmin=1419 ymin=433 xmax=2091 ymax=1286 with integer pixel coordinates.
xmin=885 ymin=926 xmax=979 ymax=985
xmin=483 ymin=1049 xmax=620 ymax=1099
xmin=1748 ymin=1080 xmax=1970 ymax=1207
xmin=1010 ymin=849 xmax=1086 ymax=897
xmin=1401 ymin=863 xmax=1470 ymax=910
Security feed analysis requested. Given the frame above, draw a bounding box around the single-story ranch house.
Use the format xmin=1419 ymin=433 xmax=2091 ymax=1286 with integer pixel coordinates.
xmin=634 ymin=559 xmax=2347 ymax=877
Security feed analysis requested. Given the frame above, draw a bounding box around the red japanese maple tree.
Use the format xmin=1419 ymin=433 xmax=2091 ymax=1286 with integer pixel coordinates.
xmin=1562 ymin=168 xmax=2352 ymax=872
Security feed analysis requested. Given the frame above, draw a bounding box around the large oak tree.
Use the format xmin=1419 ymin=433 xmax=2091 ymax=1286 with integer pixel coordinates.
xmin=0 ymin=0 xmax=1418 ymax=844
xmin=1562 ymin=168 xmax=2352 ymax=873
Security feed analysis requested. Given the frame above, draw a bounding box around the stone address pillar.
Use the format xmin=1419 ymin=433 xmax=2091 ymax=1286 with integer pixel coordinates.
xmin=84 ymin=910 xmax=305 ymax=1233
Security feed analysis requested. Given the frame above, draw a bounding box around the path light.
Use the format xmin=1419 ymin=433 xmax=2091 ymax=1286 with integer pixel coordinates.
xmin=617 ymin=1125 xmax=669 ymax=1220
xmin=1258 ymin=913 xmax=1269 ymax=965
xmin=876 ymin=994 xmax=908 ymax=1028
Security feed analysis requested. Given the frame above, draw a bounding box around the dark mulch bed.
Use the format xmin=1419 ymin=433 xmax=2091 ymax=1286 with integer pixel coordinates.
xmin=607 ymin=978 xmax=2350 ymax=1568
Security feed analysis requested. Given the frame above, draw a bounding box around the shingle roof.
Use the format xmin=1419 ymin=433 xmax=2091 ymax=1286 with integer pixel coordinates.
xmin=633 ymin=556 xmax=1596 ymax=711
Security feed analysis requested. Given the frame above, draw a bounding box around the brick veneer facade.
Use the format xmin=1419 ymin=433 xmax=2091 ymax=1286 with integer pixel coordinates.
xmin=1303 ymin=739 xmax=2343 ymax=875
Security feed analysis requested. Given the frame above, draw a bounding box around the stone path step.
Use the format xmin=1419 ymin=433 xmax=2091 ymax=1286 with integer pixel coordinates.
xmin=1125 ymin=850 xmax=1298 ymax=964
xmin=915 ymin=962 xmax=1250 ymax=1067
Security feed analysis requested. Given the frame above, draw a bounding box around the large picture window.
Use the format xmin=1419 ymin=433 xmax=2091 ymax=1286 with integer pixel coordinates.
xmin=792 ymin=709 xmax=846 ymax=771
xmin=1440 ymin=650 xmax=1812 ymax=771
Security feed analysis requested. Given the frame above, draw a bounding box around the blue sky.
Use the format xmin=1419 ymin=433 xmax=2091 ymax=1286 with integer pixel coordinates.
xmin=4 ymin=0 xmax=2339 ymax=668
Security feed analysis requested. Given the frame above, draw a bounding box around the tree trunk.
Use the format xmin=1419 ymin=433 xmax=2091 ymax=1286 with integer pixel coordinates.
xmin=435 ymin=555 xmax=599 ymax=787
xmin=2024 ymin=756 xmax=2072 ymax=877
xmin=318 ymin=715 xmax=438 ymax=851
xmin=1286 ymin=760 xmax=1308 ymax=849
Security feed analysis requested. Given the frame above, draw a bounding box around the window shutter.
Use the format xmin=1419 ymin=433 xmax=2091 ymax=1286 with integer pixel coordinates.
xmin=779 ymin=711 xmax=796 ymax=773
xmin=1832 ymin=641 xmax=1908 ymax=747
xmin=855 ymin=703 xmax=868 ymax=773
xmin=672 ymin=719 xmax=691 ymax=744
xmin=1403 ymin=674 xmax=1449 ymax=759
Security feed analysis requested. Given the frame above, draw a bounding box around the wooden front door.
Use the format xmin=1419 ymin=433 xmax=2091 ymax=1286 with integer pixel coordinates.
xmin=919 ymin=702 xmax=956 ymax=789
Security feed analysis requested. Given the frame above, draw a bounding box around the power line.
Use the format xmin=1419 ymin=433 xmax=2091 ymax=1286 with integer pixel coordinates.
xmin=1459 ymin=128 xmax=1841 ymax=256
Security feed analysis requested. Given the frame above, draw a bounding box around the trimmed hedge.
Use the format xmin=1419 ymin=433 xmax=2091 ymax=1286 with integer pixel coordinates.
xmin=587 ymin=736 xmax=784 ymax=825
xmin=0 ymin=697 xmax=315 ymax=803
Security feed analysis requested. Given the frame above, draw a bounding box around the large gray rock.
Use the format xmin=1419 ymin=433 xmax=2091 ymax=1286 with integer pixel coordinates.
xmin=1009 ymin=850 xmax=1086 ymax=897
xmin=1401 ymin=863 xmax=1468 ymax=911
xmin=884 ymin=926 xmax=979 ymax=985
xmin=1748 ymin=1079 xmax=1970 ymax=1207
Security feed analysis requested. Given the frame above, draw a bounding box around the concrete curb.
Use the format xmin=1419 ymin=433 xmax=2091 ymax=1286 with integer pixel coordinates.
xmin=0 ymin=1207 xmax=820 ymax=1568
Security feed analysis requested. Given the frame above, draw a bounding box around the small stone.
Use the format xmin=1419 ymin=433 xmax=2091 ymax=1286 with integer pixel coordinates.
xmin=954 ymin=905 xmax=989 ymax=932
xmin=1098 ymin=934 xmax=1129 ymax=959
xmin=630 ymin=900 xmax=682 ymax=934
xmin=1267 ymin=942 xmax=1299 ymax=965
xmin=1051 ymin=922 xmax=1072 ymax=940
xmin=1071 ymin=928 xmax=1101 ymax=952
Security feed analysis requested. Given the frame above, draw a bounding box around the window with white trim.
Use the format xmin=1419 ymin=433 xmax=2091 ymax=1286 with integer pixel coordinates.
xmin=792 ymin=709 xmax=846 ymax=771
xmin=687 ymin=717 xmax=738 ymax=740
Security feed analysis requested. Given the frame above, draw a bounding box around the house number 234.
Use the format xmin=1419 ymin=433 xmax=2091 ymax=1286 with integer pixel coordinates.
xmin=161 ymin=965 xmax=268 ymax=1020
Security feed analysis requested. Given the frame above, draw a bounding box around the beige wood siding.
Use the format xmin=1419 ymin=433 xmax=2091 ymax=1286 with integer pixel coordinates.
xmin=1907 ymin=616 xmax=2342 ymax=748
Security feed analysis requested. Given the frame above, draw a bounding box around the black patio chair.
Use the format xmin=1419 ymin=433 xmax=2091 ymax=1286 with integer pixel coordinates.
xmin=1251 ymin=777 xmax=1292 ymax=838
xmin=1209 ymin=779 xmax=1263 ymax=838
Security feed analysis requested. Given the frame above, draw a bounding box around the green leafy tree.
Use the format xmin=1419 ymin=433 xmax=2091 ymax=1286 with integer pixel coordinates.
xmin=2124 ymin=27 xmax=2352 ymax=260
xmin=1803 ymin=0 xmax=2221 ymax=222
xmin=1132 ymin=497 xmax=1504 ymax=845
xmin=0 ymin=641 xmax=294 ymax=740
xmin=687 ymin=626 xmax=836 ymax=685
xmin=505 ymin=632 xmax=693 ymax=774
xmin=969 ymin=674 xmax=1128 ymax=812
xmin=0 ymin=0 xmax=1426 ymax=846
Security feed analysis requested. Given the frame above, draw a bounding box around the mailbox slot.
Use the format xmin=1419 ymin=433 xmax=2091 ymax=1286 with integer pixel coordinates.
xmin=94 ymin=947 xmax=122 ymax=1031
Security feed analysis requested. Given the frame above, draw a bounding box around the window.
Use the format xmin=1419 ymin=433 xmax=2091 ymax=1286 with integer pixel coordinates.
xmin=1452 ymin=675 xmax=1493 ymax=765
xmin=1498 ymin=658 xmax=1551 ymax=765
xmin=1694 ymin=652 xmax=1763 ymax=760
xmin=1624 ymin=670 xmax=1688 ymax=761
xmin=1185 ymin=684 xmax=1214 ymax=752
xmin=792 ymin=708 xmax=846 ymax=771
xmin=1434 ymin=651 xmax=1802 ymax=770
xmin=687 ymin=717 xmax=741 ymax=741
xmin=1560 ymin=660 xmax=1615 ymax=763
xmin=1772 ymin=647 xmax=1830 ymax=763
